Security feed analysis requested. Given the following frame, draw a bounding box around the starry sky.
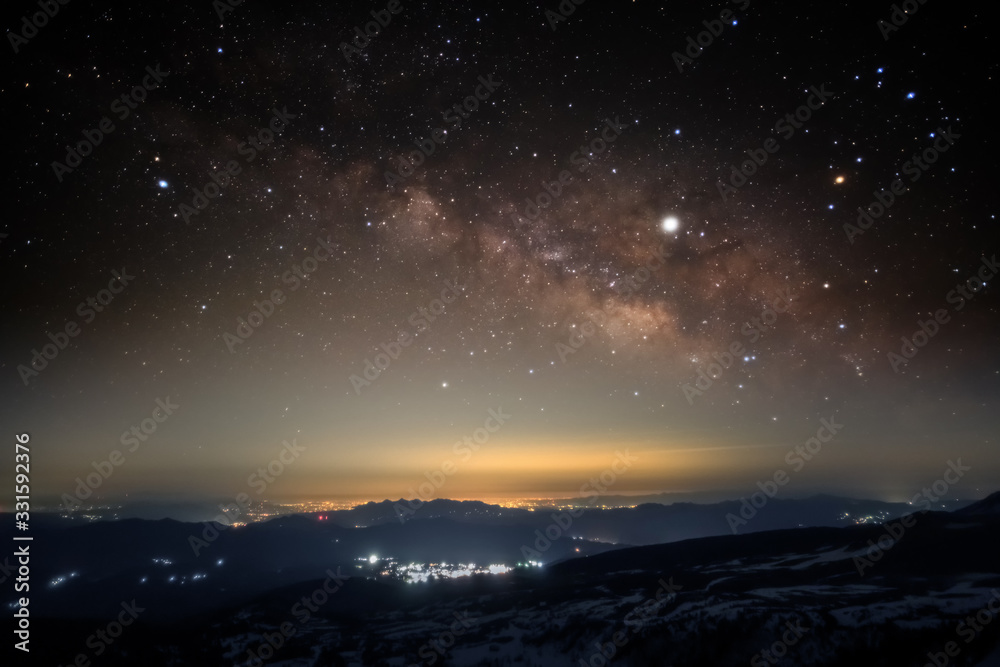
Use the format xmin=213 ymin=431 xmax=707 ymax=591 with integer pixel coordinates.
xmin=3 ymin=0 xmax=998 ymax=510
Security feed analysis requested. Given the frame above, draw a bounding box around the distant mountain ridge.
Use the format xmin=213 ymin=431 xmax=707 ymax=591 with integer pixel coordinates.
xmin=956 ymin=489 xmax=1000 ymax=515
xmin=316 ymin=494 xmax=973 ymax=546
xmin=10 ymin=491 xmax=1000 ymax=666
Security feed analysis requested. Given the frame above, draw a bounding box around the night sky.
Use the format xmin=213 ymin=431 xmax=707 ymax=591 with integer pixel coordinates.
xmin=3 ymin=0 xmax=997 ymax=509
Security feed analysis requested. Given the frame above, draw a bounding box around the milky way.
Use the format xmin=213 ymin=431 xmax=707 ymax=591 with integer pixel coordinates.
xmin=3 ymin=0 xmax=997 ymax=505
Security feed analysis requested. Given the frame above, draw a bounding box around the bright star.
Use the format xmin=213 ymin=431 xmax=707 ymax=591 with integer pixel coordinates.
xmin=158 ymin=180 xmax=168 ymax=188
xmin=661 ymin=216 xmax=680 ymax=233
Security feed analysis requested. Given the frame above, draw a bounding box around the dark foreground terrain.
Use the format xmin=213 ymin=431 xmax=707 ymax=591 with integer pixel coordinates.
xmin=8 ymin=493 xmax=1000 ymax=666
